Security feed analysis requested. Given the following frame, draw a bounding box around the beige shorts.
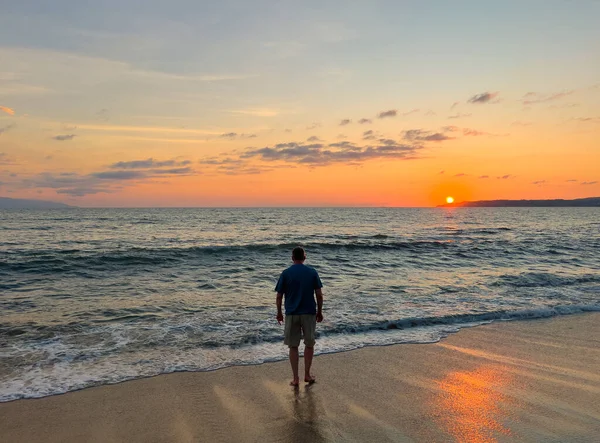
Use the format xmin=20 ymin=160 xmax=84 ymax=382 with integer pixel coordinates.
xmin=284 ymin=314 xmax=317 ymax=347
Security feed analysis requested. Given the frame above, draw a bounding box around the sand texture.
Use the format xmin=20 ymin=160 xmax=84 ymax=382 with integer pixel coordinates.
xmin=1 ymin=313 xmax=599 ymax=442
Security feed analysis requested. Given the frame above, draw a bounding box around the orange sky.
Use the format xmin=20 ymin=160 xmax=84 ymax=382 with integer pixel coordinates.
xmin=1 ymin=3 xmax=599 ymax=206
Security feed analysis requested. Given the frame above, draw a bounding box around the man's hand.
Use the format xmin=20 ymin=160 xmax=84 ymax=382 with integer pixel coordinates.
xmin=316 ymin=311 xmax=323 ymax=323
xmin=277 ymin=312 xmax=284 ymax=325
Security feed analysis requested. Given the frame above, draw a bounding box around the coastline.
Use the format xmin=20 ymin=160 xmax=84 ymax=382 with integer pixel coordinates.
xmin=2 ymin=313 xmax=599 ymax=442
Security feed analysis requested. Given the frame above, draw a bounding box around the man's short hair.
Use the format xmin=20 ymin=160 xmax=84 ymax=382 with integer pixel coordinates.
xmin=292 ymin=247 xmax=305 ymax=261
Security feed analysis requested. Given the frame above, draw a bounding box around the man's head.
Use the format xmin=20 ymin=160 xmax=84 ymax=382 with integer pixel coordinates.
xmin=292 ymin=246 xmax=306 ymax=263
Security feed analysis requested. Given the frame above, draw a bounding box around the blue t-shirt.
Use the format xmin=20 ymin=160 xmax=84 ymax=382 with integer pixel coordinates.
xmin=275 ymin=264 xmax=323 ymax=315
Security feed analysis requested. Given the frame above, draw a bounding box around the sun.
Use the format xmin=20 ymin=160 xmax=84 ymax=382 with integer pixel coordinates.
xmin=446 ymin=196 xmax=454 ymax=204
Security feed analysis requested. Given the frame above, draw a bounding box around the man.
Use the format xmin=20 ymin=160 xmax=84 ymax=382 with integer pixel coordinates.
xmin=275 ymin=246 xmax=324 ymax=387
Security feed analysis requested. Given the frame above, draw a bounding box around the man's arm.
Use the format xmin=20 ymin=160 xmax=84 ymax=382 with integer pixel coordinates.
xmin=276 ymin=292 xmax=284 ymax=324
xmin=315 ymin=288 xmax=323 ymax=322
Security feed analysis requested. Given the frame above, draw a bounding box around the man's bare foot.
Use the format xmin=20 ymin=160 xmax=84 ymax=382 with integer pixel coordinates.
xmin=290 ymin=379 xmax=300 ymax=387
xmin=304 ymin=375 xmax=316 ymax=384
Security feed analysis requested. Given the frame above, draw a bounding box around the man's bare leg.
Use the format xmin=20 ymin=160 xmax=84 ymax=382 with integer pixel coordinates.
xmin=304 ymin=346 xmax=315 ymax=383
xmin=289 ymin=346 xmax=299 ymax=386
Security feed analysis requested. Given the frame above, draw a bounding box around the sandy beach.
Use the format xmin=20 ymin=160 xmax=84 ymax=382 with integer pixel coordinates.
xmin=1 ymin=313 xmax=599 ymax=442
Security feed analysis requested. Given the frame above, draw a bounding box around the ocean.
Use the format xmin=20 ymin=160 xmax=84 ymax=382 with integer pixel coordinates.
xmin=1 ymin=208 xmax=599 ymax=402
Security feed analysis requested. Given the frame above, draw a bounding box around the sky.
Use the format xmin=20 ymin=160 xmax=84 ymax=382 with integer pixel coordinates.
xmin=0 ymin=0 xmax=599 ymax=207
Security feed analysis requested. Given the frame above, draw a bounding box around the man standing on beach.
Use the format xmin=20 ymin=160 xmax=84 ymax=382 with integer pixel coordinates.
xmin=276 ymin=247 xmax=324 ymax=386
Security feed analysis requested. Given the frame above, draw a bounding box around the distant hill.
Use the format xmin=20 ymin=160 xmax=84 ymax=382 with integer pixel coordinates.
xmin=438 ymin=197 xmax=600 ymax=208
xmin=0 ymin=197 xmax=73 ymax=209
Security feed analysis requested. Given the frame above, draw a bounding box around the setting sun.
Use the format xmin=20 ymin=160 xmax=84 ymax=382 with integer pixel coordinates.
xmin=446 ymin=196 xmax=455 ymax=204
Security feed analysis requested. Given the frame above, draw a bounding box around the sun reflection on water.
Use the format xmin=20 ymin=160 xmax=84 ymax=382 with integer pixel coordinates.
xmin=432 ymin=365 xmax=514 ymax=443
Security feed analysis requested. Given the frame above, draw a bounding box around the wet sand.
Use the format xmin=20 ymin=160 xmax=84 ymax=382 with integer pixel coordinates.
xmin=1 ymin=313 xmax=599 ymax=442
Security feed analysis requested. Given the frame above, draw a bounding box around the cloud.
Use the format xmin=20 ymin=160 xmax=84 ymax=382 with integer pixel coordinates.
xmin=455 ymin=173 xmax=467 ymax=177
xmin=448 ymin=113 xmax=472 ymax=119
xmin=439 ymin=170 xmax=445 ymax=174
xmin=442 ymin=126 xmax=460 ymax=132
xmin=377 ymin=109 xmax=397 ymax=119
xmin=467 ymin=92 xmax=498 ymax=104
xmin=23 ymin=160 xmax=196 ymax=196
xmin=306 ymin=122 xmax=321 ymax=130
xmin=307 ymin=136 xmax=322 ymax=142
xmin=574 ymin=117 xmax=600 ymax=123
xmin=497 ymin=174 xmax=513 ymax=179
xmin=450 ymin=102 xmax=459 ymax=110
xmin=566 ymin=179 xmax=578 ymax=183
xmin=532 ymin=180 xmax=546 ymax=185
xmin=109 ymin=158 xmax=191 ymax=169
xmin=0 ymin=106 xmax=15 ymax=115
xmin=0 ymin=123 xmax=16 ymax=135
xmin=403 ymin=129 xmax=454 ymax=142
xmin=96 ymin=108 xmax=110 ymax=121
xmin=53 ymin=134 xmax=76 ymax=141
xmin=150 ymin=167 xmax=194 ymax=175
xmin=402 ymin=109 xmax=420 ymax=116
xmin=581 ymin=181 xmax=598 ymax=185
xmin=511 ymin=121 xmax=533 ymax=127
xmin=92 ymin=170 xmax=146 ymax=180
xmin=219 ymin=132 xmax=257 ymax=139
xmin=522 ymin=90 xmax=574 ymax=105
xmin=198 ymin=156 xmax=270 ymax=176
xmin=362 ymin=130 xmax=376 ymax=140
xmin=239 ymin=138 xmax=421 ymax=166
xmin=462 ymin=128 xmax=489 ymax=136
xmin=339 ymin=119 xmax=351 ymax=126
xmin=229 ymin=108 xmax=278 ymax=117
xmin=424 ymin=110 xmax=437 ymax=116
xmin=479 ymin=175 xmax=489 ymax=179
xmin=358 ymin=118 xmax=372 ymax=124
xmin=0 ymin=152 xmax=14 ymax=165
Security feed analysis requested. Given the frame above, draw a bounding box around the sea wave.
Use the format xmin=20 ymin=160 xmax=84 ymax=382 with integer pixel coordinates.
xmin=1 ymin=305 xmax=598 ymax=402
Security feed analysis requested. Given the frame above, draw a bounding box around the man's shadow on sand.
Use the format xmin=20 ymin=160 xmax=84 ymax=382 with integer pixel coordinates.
xmin=286 ymin=384 xmax=326 ymax=443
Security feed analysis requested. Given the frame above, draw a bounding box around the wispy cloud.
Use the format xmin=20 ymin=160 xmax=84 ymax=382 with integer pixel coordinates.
xmin=307 ymin=136 xmax=322 ymax=142
xmin=23 ymin=158 xmax=196 ymax=196
xmin=522 ymin=90 xmax=574 ymax=105
xmin=479 ymin=175 xmax=489 ymax=179
xmin=467 ymin=92 xmax=498 ymax=104
xmin=402 ymin=109 xmax=420 ymax=116
xmin=455 ymin=173 xmax=467 ymax=177
xmin=448 ymin=113 xmax=472 ymax=119
xmin=109 ymin=158 xmax=191 ymax=169
xmin=53 ymin=134 xmax=76 ymax=141
xmin=339 ymin=119 xmax=351 ymax=126
xmin=238 ymin=138 xmax=422 ymax=166
xmin=574 ymin=117 xmax=600 ymax=123
xmin=403 ymin=129 xmax=454 ymax=142
xmin=532 ymin=180 xmax=546 ymax=185
xmin=0 ymin=106 xmax=15 ymax=116
xmin=497 ymin=174 xmax=513 ymax=179
xmin=581 ymin=181 xmax=598 ymax=185
xmin=229 ymin=108 xmax=279 ymax=117
xmin=377 ymin=109 xmax=397 ymax=119
xmin=306 ymin=122 xmax=321 ymax=130
xmin=0 ymin=123 xmax=16 ymax=135
xmin=358 ymin=118 xmax=372 ymax=124
xmin=462 ymin=128 xmax=489 ymax=136
xmin=566 ymin=179 xmax=578 ymax=183
xmin=219 ymin=132 xmax=257 ymax=140
xmin=73 ymin=123 xmax=221 ymax=135
xmin=450 ymin=102 xmax=459 ymax=110
xmin=362 ymin=130 xmax=376 ymax=140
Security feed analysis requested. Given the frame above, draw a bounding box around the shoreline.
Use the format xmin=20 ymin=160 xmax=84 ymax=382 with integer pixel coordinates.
xmin=2 ymin=307 xmax=599 ymax=404
xmin=2 ymin=312 xmax=599 ymax=442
